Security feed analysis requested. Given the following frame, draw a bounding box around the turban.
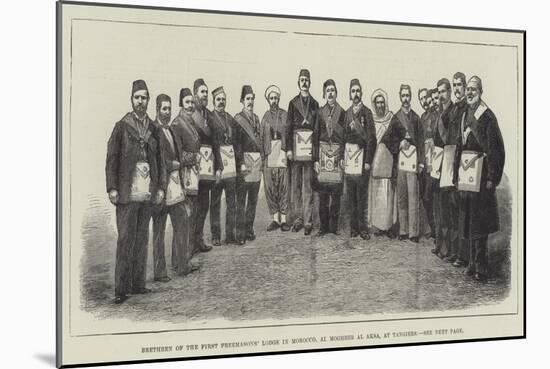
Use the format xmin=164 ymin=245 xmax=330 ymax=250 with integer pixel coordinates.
xmin=240 ymin=85 xmax=255 ymax=102
xmin=264 ymin=85 xmax=281 ymax=100
xmin=468 ymin=75 xmax=483 ymax=94
xmin=131 ymin=79 xmax=148 ymax=95
xmin=322 ymin=79 xmax=337 ymax=98
xmin=179 ymin=88 xmax=193 ymax=107
xmin=193 ymin=78 xmax=207 ymax=94
xmin=211 ymin=86 xmax=225 ymax=99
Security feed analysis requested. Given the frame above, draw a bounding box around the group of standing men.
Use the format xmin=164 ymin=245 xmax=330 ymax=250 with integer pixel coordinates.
xmin=105 ymin=69 xmax=505 ymax=303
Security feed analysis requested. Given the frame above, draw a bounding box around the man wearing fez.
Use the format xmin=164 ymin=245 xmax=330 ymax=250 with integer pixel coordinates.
xmin=285 ymin=69 xmax=319 ymax=235
xmin=171 ymin=88 xmax=203 ymax=265
xmin=261 ymin=85 xmax=291 ymax=232
xmin=381 ymin=84 xmax=425 ymax=243
xmin=368 ymin=89 xmax=396 ymax=238
xmin=234 ymin=85 xmax=265 ymax=245
xmin=191 ymin=78 xmax=223 ymax=253
xmin=418 ymin=88 xmax=436 ymax=239
xmin=343 ymin=79 xmax=377 ymax=239
xmin=312 ymin=79 xmax=346 ymax=236
xmin=210 ymin=86 xmax=239 ymax=245
xmin=453 ymin=76 xmax=505 ymax=282
xmin=105 ymin=79 xmax=165 ymax=304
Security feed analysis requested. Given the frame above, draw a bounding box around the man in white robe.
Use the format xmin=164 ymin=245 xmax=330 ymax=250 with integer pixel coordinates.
xmin=368 ymin=89 xmax=397 ymax=238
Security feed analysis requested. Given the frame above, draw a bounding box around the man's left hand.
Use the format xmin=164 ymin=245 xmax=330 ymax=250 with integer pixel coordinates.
xmin=216 ymin=169 xmax=222 ymax=183
xmin=486 ymin=180 xmax=495 ymax=190
xmin=155 ymin=190 xmax=165 ymax=204
xmin=364 ymin=163 xmax=371 ymax=171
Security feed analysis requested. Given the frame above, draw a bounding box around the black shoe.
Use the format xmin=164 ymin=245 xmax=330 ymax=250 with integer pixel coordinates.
xmin=131 ymin=287 xmax=152 ymax=295
xmin=292 ymin=222 xmax=304 ymax=232
xmin=444 ymin=255 xmax=457 ymax=263
xmin=238 ymin=239 xmax=246 ymax=245
xmin=409 ymin=236 xmax=419 ymax=243
xmin=360 ymin=231 xmax=371 ymax=240
xmin=280 ymin=222 xmax=291 ymax=232
xmin=398 ymin=234 xmax=409 ymax=241
xmin=453 ymin=259 xmax=466 ymax=267
xmin=225 ymin=237 xmax=238 ymax=245
xmin=154 ymin=276 xmax=171 ymax=282
xmin=431 ymin=248 xmax=439 ymax=255
xmin=246 ymin=232 xmax=256 ymax=241
xmin=304 ymin=225 xmax=313 ymax=235
xmin=473 ymin=273 xmax=487 ymax=282
xmin=197 ymin=241 xmax=212 ymax=252
xmin=350 ymin=230 xmax=359 ymax=238
xmin=179 ymin=263 xmax=200 ymax=276
xmin=315 ymin=230 xmax=327 ymax=237
xmin=212 ymin=238 xmax=221 ymax=246
xmin=387 ymin=230 xmax=396 ymax=239
xmin=464 ymin=267 xmax=475 ymax=276
xmin=267 ymin=221 xmax=280 ymax=232
xmin=114 ymin=295 xmax=128 ymax=304
xmin=333 ymin=229 xmax=341 ymax=236
xmin=429 ymin=232 xmax=436 ymax=239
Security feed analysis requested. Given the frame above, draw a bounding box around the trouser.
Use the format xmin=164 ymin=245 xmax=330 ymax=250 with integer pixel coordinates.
xmin=194 ymin=180 xmax=215 ymax=245
xmin=319 ymin=192 xmax=341 ymax=233
xmin=468 ymin=236 xmax=488 ymax=276
xmin=236 ymin=177 xmax=261 ymax=240
xmin=420 ymin=172 xmax=435 ymax=236
xmin=264 ymin=165 xmax=289 ymax=216
xmin=346 ymin=175 xmax=369 ymax=234
xmin=210 ymin=177 xmax=237 ymax=241
xmin=433 ymin=188 xmax=460 ymax=257
xmin=114 ymin=202 xmax=152 ymax=296
xmin=290 ymin=161 xmax=313 ymax=226
xmin=397 ymin=170 xmax=419 ymax=237
xmin=152 ymin=201 xmax=190 ymax=279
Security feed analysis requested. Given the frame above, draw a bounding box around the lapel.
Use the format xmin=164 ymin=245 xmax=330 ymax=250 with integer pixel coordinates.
xmin=179 ymin=111 xmax=200 ymax=144
xmin=122 ymin=112 xmax=153 ymax=144
xmin=291 ymin=95 xmax=312 ymax=126
xmin=212 ymin=110 xmax=232 ymax=142
xmin=191 ymin=108 xmax=212 ymax=138
xmin=347 ymin=106 xmax=368 ymax=142
xmin=462 ymin=101 xmax=487 ymax=145
xmin=236 ymin=111 xmax=261 ymax=150
xmin=321 ymin=103 xmax=344 ymax=139
xmin=396 ymin=108 xmax=413 ymax=134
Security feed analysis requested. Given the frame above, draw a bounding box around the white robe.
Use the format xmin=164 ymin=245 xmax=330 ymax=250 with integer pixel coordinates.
xmin=368 ymin=118 xmax=397 ymax=231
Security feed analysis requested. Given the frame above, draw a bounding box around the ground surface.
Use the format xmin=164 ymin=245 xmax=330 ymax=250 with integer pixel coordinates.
xmin=80 ymin=177 xmax=512 ymax=323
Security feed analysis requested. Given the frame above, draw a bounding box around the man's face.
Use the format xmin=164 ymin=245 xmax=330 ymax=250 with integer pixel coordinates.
xmin=196 ymin=85 xmax=208 ymax=108
xmin=268 ymin=92 xmax=280 ymax=109
xmin=132 ymin=90 xmax=149 ymax=115
xmin=299 ymin=76 xmax=310 ymax=92
xmin=182 ymin=95 xmax=195 ymax=114
xmin=466 ymin=81 xmax=481 ymax=106
xmin=418 ymin=90 xmax=428 ymax=110
xmin=325 ymin=85 xmax=337 ymax=105
xmin=431 ymin=91 xmax=440 ymax=109
xmin=214 ymin=93 xmax=226 ymax=112
xmin=350 ymin=85 xmax=362 ymax=104
xmin=157 ymin=100 xmax=171 ymax=124
xmin=400 ymin=88 xmax=411 ymax=108
xmin=453 ymin=78 xmax=466 ymax=101
xmin=426 ymin=95 xmax=433 ymax=110
xmin=438 ymin=83 xmax=450 ymax=105
xmin=243 ymin=93 xmax=255 ymax=112
xmin=374 ymin=96 xmax=386 ymax=117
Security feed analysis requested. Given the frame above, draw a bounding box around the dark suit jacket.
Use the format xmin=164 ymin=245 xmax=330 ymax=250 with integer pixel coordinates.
xmin=191 ymin=106 xmax=223 ymax=173
xmin=285 ymin=94 xmax=319 ymax=153
xmin=105 ymin=112 xmax=163 ymax=204
xmin=314 ymin=102 xmax=346 ymax=162
xmin=170 ymin=110 xmax=200 ymax=167
xmin=344 ymin=103 xmax=377 ymax=172
xmin=382 ymin=107 xmax=425 ymax=177
xmin=234 ymin=110 xmax=263 ymax=170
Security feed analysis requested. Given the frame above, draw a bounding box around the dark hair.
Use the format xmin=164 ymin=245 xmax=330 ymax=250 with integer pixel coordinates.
xmin=418 ymin=88 xmax=428 ymax=98
xmin=156 ymin=94 xmax=171 ymax=110
xmin=437 ymin=78 xmax=451 ymax=92
xmin=399 ymin=84 xmax=411 ymax=96
xmin=453 ymin=72 xmax=467 ymax=86
xmin=429 ymin=88 xmax=439 ymax=97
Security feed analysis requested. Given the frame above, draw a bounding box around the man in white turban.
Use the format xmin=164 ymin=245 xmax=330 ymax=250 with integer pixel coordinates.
xmin=368 ymin=89 xmax=397 ymax=238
